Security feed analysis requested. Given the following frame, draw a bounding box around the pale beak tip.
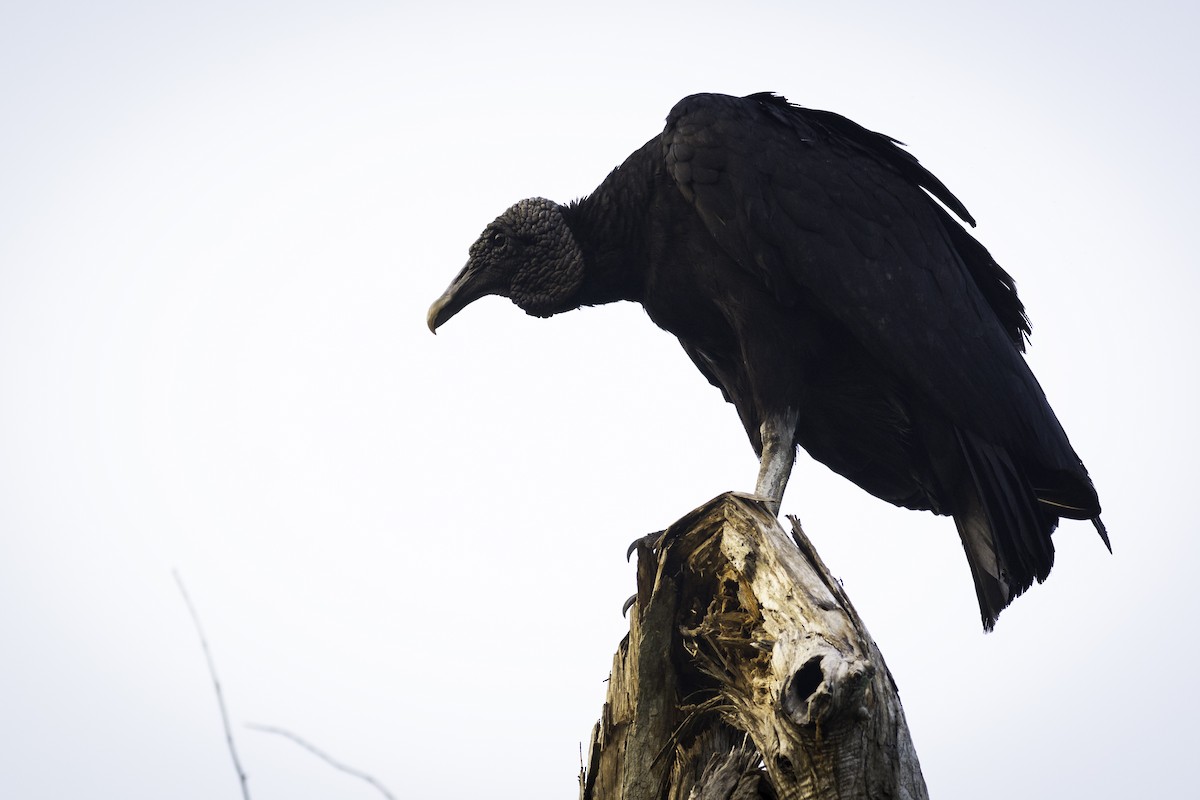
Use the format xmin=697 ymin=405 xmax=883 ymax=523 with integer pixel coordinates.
xmin=426 ymin=298 xmax=444 ymax=335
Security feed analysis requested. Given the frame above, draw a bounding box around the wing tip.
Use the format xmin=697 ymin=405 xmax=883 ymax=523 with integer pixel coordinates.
xmin=1093 ymin=516 xmax=1112 ymax=553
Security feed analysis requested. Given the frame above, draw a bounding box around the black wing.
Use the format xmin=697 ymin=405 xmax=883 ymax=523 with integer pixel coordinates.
xmin=662 ymin=93 xmax=1082 ymax=477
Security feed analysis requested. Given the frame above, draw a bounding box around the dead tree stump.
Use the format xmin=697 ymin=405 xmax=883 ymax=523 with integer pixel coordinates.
xmin=580 ymin=492 xmax=928 ymax=800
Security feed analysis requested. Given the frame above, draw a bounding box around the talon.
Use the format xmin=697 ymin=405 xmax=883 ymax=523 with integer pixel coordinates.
xmin=626 ymin=529 xmax=666 ymax=561
xmin=622 ymin=594 xmax=637 ymax=617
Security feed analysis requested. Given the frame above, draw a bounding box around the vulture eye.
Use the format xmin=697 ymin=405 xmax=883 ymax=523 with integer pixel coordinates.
xmin=489 ymin=231 xmax=508 ymax=248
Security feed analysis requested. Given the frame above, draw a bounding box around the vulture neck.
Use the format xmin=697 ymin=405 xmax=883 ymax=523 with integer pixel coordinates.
xmin=560 ymin=138 xmax=659 ymax=307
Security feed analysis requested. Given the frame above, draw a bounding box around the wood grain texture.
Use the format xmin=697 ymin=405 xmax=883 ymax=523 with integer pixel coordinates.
xmin=580 ymin=493 xmax=927 ymax=800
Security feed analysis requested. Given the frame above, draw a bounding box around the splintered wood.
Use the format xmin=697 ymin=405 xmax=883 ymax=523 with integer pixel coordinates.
xmin=580 ymin=493 xmax=927 ymax=800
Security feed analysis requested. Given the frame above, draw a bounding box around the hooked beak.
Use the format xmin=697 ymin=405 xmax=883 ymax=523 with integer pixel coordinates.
xmin=427 ymin=262 xmax=500 ymax=333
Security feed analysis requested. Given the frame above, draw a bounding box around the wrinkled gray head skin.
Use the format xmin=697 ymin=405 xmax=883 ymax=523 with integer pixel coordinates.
xmin=427 ymin=197 xmax=585 ymax=332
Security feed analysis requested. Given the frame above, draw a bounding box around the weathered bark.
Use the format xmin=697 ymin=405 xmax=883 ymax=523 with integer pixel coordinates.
xmin=580 ymin=492 xmax=927 ymax=800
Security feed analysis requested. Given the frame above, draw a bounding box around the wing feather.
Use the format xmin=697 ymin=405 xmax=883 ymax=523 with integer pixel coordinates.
xmin=662 ymin=93 xmax=1079 ymax=473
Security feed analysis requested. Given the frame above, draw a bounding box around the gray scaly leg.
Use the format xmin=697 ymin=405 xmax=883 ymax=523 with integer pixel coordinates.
xmin=755 ymin=409 xmax=799 ymax=515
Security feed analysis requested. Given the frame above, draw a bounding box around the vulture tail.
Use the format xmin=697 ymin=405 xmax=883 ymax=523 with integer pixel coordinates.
xmin=953 ymin=430 xmax=1057 ymax=630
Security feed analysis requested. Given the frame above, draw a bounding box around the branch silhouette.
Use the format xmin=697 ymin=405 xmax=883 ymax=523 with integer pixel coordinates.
xmin=174 ymin=569 xmax=251 ymax=800
xmin=246 ymin=723 xmax=396 ymax=800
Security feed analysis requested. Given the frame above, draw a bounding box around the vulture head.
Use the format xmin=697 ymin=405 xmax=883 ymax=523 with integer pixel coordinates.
xmin=427 ymin=197 xmax=585 ymax=331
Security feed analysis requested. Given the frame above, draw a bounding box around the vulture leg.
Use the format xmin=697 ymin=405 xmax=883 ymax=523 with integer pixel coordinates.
xmin=755 ymin=409 xmax=799 ymax=515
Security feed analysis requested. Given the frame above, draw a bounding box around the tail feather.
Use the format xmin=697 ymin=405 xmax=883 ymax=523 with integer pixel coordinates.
xmin=953 ymin=497 xmax=1011 ymax=631
xmin=953 ymin=430 xmax=1058 ymax=630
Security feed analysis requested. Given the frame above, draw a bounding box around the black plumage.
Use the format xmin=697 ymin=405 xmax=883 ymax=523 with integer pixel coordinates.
xmin=428 ymin=92 xmax=1107 ymax=629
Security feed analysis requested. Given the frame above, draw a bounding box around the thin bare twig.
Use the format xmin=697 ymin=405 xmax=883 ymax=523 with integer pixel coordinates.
xmin=174 ymin=569 xmax=251 ymax=800
xmin=246 ymin=723 xmax=396 ymax=800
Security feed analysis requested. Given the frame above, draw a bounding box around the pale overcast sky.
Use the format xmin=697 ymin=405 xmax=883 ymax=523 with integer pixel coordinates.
xmin=1 ymin=2 xmax=1196 ymax=798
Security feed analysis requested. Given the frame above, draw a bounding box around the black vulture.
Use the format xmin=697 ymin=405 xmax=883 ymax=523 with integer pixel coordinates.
xmin=427 ymin=92 xmax=1107 ymax=629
